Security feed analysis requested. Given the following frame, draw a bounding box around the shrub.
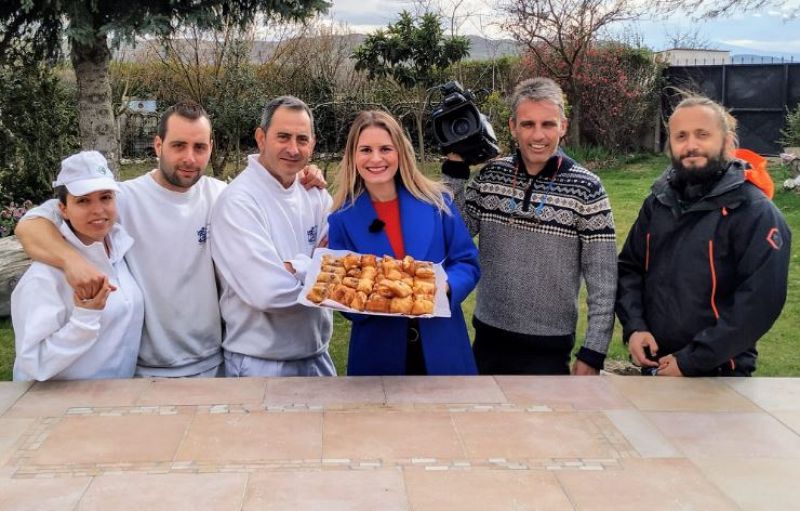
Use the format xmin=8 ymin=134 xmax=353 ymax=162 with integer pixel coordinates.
xmin=0 ymin=200 xmax=33 ymax=238
xmin=0 ymin=59 xmax=79 ymax=206
xmin=780 ymin=104 xmax=800 ymax=148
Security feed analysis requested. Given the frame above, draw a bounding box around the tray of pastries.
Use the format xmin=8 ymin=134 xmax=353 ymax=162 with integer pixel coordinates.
xmin=299 ymin=248 xmax=451 ymax=318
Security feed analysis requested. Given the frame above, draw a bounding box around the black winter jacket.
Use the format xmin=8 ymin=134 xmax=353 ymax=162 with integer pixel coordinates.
xmin=616 ymin=161 xmax=791 ymax=376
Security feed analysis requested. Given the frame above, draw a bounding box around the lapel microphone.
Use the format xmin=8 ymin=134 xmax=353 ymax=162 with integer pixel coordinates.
xmin=368 ymin=218 xmax=386 ymax=233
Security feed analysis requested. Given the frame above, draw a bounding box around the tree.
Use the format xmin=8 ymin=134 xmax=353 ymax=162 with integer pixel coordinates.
xmin=0 ymin=57 xmax=78 ymax=205
xmin=352 ymin=11 xmax=470 ymax=161
xmin=0 ymin=0 xmax=329 ymax=172
xmin=655 ymin=0 xmax=797 ymax=18
xmin=151 ymin=23 xmax=264 ymax=177
xmin=501 ymin=0 xmax=637 ymax=146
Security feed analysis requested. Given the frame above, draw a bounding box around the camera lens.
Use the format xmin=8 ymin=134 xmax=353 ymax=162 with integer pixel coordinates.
xmin=452 ymin=117 xmax=471 ymax=137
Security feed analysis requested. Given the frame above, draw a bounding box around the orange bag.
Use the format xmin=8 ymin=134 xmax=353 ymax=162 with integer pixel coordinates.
xmin=734 ymin=148 xmax=774 ymax=199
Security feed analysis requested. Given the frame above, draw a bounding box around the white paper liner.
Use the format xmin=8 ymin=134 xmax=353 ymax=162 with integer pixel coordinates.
xmin=297 ymin=247 xmax=451 ymax=318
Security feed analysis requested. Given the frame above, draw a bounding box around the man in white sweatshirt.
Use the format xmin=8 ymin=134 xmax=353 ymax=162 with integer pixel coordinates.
xmin=210 ymin=96 xmax=334 ymax=377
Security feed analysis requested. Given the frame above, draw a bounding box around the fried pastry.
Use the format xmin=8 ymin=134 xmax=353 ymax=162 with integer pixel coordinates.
xmin=315 ymin=272 xmax=339 ymax=284
xmin=322 ymin=264 xmax=346 ymax=276
xmin=402 ymin=255 xmax=416 ymax=274
xmin=322 ymin=254 xmax=341 ymax=267
xmin=342 ymin=276 xmax=360 ymax=289
xmin=382 ymin=258 xmax=400 ymax=275
xmin=361 ymin=266 xmax=377 ymax=280
xmin=306 ymin=284 xmax=330 ymax=303
xmin=413 ymin=278 xmax=436 ymax=296
xmin=365 ymin=293 xmax=390 ymax=313
xmin=411 ymin=298 xmax=434 ymax=315
xmin=330 ymin=284 xmax=356 ymax=306
xmin=350 ymin=291 xmax=368 ymax=311
xmin=312 ymin=252 xmax=438 ymax=316
xmin=361 ymin=254 xmax=377 ymax=268
xmin=390 ymin=296 xmax=413 ymax=314
xmin=385 ymin=279 xmax=413 ymax=298
xmin=357 ymin=278 xmax=374 ymax=294
xmin=342 ymin=253 xmax=361 ymax=271
xmin=415 ymin=265 xmax=435 ymax=279
xmin=385 ymin=269 xmax=403 ymax=281
xmin=376 ymin=281 xmax=395 ymax=298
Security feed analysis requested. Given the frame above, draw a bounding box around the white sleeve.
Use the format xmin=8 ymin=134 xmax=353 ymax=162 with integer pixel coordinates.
xmin=286 ymin=191 xmax=332 ymax=282
xmin=12 ymin=275 xmax=102 ymax=381
xmin=210 ymin=193 xmax=305 ymax=312
xmin=19 ymin=198 xmax=63 ymax=226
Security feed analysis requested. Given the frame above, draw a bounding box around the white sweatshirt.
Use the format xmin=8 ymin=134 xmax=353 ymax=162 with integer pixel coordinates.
xmin=22 ymin=172 xmax=227 ymax=376
xmin=210 ymin=154 xmax=333 ymax=361
xmin=12 ymin=222 xmax=144 ymax=381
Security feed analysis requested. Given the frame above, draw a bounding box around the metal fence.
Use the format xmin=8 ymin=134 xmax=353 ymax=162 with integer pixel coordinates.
xmin=119 ymin=111 xmax=159 ymax=159
xmin=663 ymin=63 xmax=800 ymax=155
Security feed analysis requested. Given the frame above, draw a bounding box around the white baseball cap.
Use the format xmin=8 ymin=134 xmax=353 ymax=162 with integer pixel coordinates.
xmin=53 ymin=151 xmax=120 ymax=196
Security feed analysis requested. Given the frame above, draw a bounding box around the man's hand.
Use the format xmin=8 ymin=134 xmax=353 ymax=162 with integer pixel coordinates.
xmin=628 ymin=331 xmax=660 ymax=368
xmin=72 ymin=277 xmax=116 ymax=310
xmin=656 ymin=354 xmax=683 ymax=377
xmin=299 ymin=164 xmax=327 ymax=190
xmin=446 ymin=152 xmax=464 ymax=162
xmin=64 ymin=254 xmax=108 ymax=301
xmin=572 ymin=359 xmax=600 ymax=375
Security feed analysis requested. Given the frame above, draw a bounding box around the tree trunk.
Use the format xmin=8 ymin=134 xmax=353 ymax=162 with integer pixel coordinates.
xmin=415 ymin=109 xmax=426 ymax=163
xmin=569 ymin=97 xmax=581 ymax=148
xmin=71 ymin=31 xmax=119 ymax=175
xmin=0 ymin=236 xmax=31 ymax=318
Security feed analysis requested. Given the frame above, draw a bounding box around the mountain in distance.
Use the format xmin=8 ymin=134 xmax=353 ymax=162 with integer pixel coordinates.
xmin=116 ymin=34 xmax=520 ymax=63
xmin=713 ymin=42 xmax=800 ymax=63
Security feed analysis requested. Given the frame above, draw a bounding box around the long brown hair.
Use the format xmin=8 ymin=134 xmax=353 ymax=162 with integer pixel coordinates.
xmin=331 ymin=110 xmax=451 ymax=213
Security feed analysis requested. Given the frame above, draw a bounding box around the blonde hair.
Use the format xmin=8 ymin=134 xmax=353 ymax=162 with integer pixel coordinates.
xmin=332 ymin=110 xmax=452 ymax=213
xmin=667 ymin=94 xmax=739 ymax=159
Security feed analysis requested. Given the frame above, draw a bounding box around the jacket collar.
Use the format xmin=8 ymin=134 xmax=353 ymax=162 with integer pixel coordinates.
xmin=652 ymin=159 xmax=748 ymax=213
xmin=513 ymin=149 xmax=574 ymax=179
xmin=58 ymin=221 xmax=133 ymax=270
xmin=343 ymin=183 xmax=435 ymax=260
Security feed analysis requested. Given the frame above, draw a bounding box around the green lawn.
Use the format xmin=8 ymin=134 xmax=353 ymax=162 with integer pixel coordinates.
xmin=2 ymin=153 xmax=798 ymax=378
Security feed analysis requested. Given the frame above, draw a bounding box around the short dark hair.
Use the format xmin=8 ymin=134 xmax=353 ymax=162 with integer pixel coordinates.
xmin=157 ymin=100 xmax=211 ymax=140
xmin=54 ymin=185 xmax=68 ymax=205
xmin=259 ymin=96 xmax=315 ymax=134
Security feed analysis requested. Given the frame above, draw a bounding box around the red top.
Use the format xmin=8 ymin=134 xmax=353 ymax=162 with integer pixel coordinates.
xmin=371 ymin=198 xmax=405 ymax=258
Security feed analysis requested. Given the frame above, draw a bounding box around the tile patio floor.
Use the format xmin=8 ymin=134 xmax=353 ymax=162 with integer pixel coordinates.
xmin=1 ymin=375 xmax=798 ymax=510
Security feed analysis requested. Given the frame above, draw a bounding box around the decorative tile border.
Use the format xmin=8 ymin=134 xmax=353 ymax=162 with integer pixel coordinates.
xmin=4 ymin=403 xmax=634 ymax=478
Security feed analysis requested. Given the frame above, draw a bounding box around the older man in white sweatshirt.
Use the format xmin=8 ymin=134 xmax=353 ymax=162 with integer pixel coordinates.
xmin=209 ymin=96 xmax=334 ymax=377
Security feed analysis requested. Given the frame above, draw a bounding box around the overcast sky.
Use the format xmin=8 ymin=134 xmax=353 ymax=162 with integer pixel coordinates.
xmin=322 ymin=0 xmax=800 ymax=57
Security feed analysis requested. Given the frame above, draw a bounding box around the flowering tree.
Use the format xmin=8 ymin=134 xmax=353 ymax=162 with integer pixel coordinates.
xmin=502 ymin=0 xmax=638 ymax=146
xmin=523 ymin=43 xmax=663 ymax=153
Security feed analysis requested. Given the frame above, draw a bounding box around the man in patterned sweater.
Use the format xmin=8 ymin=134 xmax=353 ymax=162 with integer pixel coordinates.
xmin=442 ymin=77 xmax=617 ymax=375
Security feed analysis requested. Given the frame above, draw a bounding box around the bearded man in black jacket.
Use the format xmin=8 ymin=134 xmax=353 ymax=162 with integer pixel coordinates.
xmin=616 ymin=95 xmax=791 ymax=377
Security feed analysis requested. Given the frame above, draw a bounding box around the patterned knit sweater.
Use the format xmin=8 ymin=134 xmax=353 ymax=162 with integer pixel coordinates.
xmin=443 ymin=152 xmax=617 ymax=362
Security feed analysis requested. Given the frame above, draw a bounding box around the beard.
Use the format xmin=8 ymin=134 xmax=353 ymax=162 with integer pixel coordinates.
xmin=670 ymin=149 xmax=727 ymax=193
xmin=160 ymin=160 xmax=202 ymax=190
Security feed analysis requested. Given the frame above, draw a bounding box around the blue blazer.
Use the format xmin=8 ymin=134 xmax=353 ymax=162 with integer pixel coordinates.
xmin=327 ymin=185 xmax=480 ymax=375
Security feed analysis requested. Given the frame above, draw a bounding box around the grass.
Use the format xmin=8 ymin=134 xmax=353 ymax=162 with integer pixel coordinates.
xmin=2 ymin=153 xmax=799 ymax=378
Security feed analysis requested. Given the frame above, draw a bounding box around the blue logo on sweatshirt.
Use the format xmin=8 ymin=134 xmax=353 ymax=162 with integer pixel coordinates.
xmin=197 ymin=225 xmax=209 ymax=244
xmin=307 ymin=226 xmax=318 ymax=244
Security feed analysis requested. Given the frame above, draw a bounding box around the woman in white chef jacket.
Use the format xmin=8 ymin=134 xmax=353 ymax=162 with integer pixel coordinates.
xmin=12 ymin=151 xmax=144 ymax=381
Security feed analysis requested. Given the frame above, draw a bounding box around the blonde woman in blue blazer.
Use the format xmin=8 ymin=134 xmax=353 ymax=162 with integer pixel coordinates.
xmin=328 ymin=110 xmax=480 ymax=375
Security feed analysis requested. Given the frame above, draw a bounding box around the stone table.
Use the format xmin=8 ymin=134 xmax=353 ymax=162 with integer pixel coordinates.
xmin=1 ymin=375 xmax=799 ymax=510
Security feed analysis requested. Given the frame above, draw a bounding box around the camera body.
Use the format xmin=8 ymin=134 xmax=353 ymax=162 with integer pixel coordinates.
xmin=431 ymin=81 xmax=499 ymax=165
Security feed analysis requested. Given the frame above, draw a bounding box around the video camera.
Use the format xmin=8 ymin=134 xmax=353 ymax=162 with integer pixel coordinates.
xmin=431 ymin=81 xmax=499 ymax=165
